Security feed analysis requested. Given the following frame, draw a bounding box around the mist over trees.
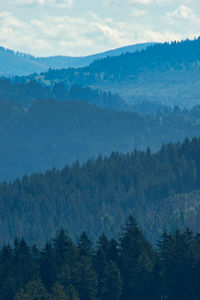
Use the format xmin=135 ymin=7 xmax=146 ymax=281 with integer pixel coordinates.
xmin=1 ymin=98 xmax=200 ymax=180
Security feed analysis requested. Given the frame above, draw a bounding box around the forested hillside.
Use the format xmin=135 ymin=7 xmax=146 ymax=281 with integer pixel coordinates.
xmin=0 ymin=76 xmax=172 ymax=113
xmin=1 ymin=137 xmax=200 ymax=245
xmin=1 ymin=217 xmax=200 ymax=300
xmin=1 ymin=98 xmax=200 ymax=180
xmin=26 ymin=37 xmax=200 ymax=108
xmin=0 ymin=77 xmax=126 ymax=110
xmin=34 ymin=37 xmax=200 ymax=84
xmin=0 ymin=42 xmax=153 ymax=76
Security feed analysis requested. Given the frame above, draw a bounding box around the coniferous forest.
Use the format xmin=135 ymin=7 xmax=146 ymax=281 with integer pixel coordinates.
xmin=1 ymin=217 xmax=200 ymax=300
xmin=1 ymin=137 xmax=200 ymax=245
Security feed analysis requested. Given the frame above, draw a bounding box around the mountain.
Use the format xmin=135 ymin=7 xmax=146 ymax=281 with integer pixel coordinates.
xmin=0 ymin=137 xmax=200 ymax=245
xmin=29 ymin=37 xmax=200 ymax=109
xmin=1 ymin=98 xmax=200 ymax=181
xmin=0 ymin=76 xmax=172 ymax=114
xmin=36 ymin=42 xmax=155 ymax=69
xmin=0 ymin=43 xmax=154 ymax=76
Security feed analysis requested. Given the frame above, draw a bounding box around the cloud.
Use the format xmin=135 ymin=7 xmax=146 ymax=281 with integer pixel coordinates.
xmin=0 ymin=11 xmax=133 ymax=56
xmin=0 ymin=6 xmax=199 ymax=57
xmin=105 ymin=0 xmax=174 ymax=6
xmin=165 ymin=4 xmax=200 ymax=28
xmin=130 ymin=9 xmax=148 ymax=17
xmin=127 ymin=0 xmax=152 ymax=4
xmin=105 ymin=0 xmax=197 ymax=6
xmin=11 ymin=0 xmax=74 ymax=8
xmin=167 ymin=5 xmax=196 ymax=19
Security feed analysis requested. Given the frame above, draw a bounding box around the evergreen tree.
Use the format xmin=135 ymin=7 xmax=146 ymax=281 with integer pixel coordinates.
xmin=14 ymin=278 xmax=49 ymax=300
xmin=40 ymin=242 xmax=56 ymax=290
xmin=74 ymin=256 xmax=98 ymax=300
xmin=100 ymin=260 xmax=122 ymax=300
xmin=65 ymin=285 xmax=80 ymax=300
xmin=13 ymin=238 xmax=36 ymax=290
xmin=50 ymin=282 xmax=68 ymax=300
xmin=119 ymin=216 xmax=155 ymax=300
xmin=0 ymin=244 xmax=15 ymax=299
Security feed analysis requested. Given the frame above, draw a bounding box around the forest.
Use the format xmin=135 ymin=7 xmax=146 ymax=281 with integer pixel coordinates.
xmin=0 ymin=216 xmax=200 ymax=300
xmin=0 ymin=76 xmax=171 ymax=113
xmin=1 ymin=137 xmax=200 ymax=245
xmin=0 ymin=77 xmax=126 ymax=110
xmin=31 ymin=37 xmax=200 ymax=85
xmin=0 ymin=42 xmax=153 ymax=76
xmin=1 ymin=97 xmax=200 ymax=180
xmin=13 ymin=37 xmax=200 ymax=109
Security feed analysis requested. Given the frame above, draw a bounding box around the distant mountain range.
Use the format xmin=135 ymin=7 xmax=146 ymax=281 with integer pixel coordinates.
xmin=3 ymin=38 xmax=200 ymax=109
xmin=25 ymin=37 xmax=199 ymax=108
xmin=0 ymin=42 xmax=155 ymax=76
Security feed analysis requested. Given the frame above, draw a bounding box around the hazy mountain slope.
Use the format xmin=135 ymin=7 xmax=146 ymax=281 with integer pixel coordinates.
xmin=0 ymin=77 xmax=127 ymax=111
xmin=1 ymin=98 xmax=200 ymax=181
xmin=33 ymin=37 xmax=200 ymax=108
xmin=0 ymin=42 xmax=154 ymax=76
xmin=0 ymin=77 xmax=172 ymax=114
xmin=0 ymin=47 xmax=47 ymax=76
xmin=36 ymin=42 xmax=155 ymax=69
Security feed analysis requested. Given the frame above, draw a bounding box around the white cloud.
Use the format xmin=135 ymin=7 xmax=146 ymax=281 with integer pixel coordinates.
xmin=165 ymin=4 xmax=200 ymax=29
xmin=127 ymin=0 xmax=152 ymax=4
xmin=105 ymin=0 xmax=196 ymax=6
xmin=105 ymin=0 xmax=174 ymax=6
xmin=0 ymin=11 xmax=134 ymax=56
xmin=11 ymin=0 xmax=74 ymax=8
xmin=130 ymin=9 xmax=148 ymax=17
xmin=167 ymin=5 xmax=196 ymax=19
xmin=0 ymin=0 xmax=199 ymax=57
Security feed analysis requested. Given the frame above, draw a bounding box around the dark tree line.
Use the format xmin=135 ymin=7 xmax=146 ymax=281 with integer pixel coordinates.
xmin=0 ymin=216 xmax=200 ymax=300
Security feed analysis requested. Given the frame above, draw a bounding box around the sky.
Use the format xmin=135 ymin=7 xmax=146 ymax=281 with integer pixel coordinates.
xmin=0 ymin=0 xmax=199 ymax=57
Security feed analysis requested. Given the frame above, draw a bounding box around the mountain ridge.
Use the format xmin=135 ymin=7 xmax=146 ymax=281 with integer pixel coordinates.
xmin=22 ymin=37 xmax=200 ymax=109
xmin=0 ymin=42 xmax=155 ymax=76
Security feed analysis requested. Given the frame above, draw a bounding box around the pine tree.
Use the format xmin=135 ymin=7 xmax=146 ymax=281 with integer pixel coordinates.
xmin=14 ymin=278 xmax=49 ymax=300
xmin=50 ymin=282 xmax=68 ymax=300
xmin=100 ymin=260 xmax=122 ymax=300
xmin=0 ymin=244 xmax=15 ymax=299
xmin=40 ymin=242 xmax=56 ymax=290
xmin=65 ymin=285 xmax=80 ymax=300
xmin=74 ymin=256 xmax=98 ymax=300
xmin=119 ymin=216 xmax=155 ymax=300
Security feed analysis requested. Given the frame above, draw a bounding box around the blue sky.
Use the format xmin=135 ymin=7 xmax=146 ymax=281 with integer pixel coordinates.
xmin=0 ymin=0 xmax=199 ymax=56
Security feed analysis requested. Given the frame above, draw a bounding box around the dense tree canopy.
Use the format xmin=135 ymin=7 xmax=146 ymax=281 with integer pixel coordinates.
xmin=0 ymin=218 xmax=200 ymax=300
xmin=1 ymin=137 xmax=200 ymax=244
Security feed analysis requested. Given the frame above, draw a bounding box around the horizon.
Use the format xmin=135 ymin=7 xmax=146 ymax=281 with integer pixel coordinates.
xmin=1 ymin=0 xmax=200 ymax=57
xmin=1 ymin=40 xmax=157 ymax=58
xmin=0 ymin=37 xmax=197 ymax=58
